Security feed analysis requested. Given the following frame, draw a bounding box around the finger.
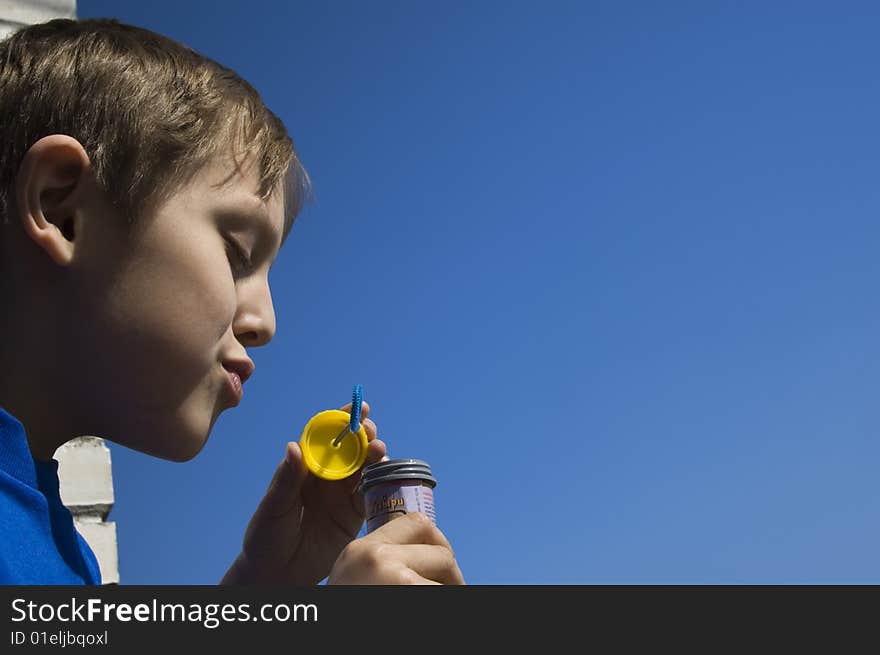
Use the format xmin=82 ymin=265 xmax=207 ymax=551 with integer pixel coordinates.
xmin=366 ymin=512 xmax=451 ymax=549
xmin=379 ymin=544 xmax=464 ymax=585
xmin=337 ymin=401 xmax=376 ymax=441
xmin=365 ymin=438 xmax=386 ymax=464
xmin=362 ymin=418 xmax=377 ymax=441
xmin=407 ymin=577 xmax=441 ymax=586
xmin=240 ymin=441 xmax=309 ymax=564
xmin=346 ymin=438 xmax=386 ymax=513
xmin=396 ymin=570 xmax=441 ymax=585
xmin=253 ymin=441 xmax=308 ymax=519
xmin=339 ymin=400 xmax=370 ymax=421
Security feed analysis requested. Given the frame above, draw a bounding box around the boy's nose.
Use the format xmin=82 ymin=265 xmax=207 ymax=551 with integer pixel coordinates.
xmin=232 ymin=282 xmax=276 ymax=348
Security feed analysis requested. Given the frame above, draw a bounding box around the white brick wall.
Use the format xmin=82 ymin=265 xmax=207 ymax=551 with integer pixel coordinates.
xmin=0 ymin=0 xmax=76 ymax=40
xmin=56 ymin=437 xmax=119 ymax=584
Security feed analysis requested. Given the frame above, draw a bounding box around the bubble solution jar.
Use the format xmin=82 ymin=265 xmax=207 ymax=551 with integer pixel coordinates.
xmin=360 ymin=459 xmax=437 ymax=534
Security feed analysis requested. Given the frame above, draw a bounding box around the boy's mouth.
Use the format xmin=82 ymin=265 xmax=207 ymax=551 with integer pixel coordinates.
xmin=220 ymin=359 xmax=254 ymax=407
xmin=222 ymin=367 xmax=243 ymax=406
xmin=221 ymin=359 xmax=255 ymax=384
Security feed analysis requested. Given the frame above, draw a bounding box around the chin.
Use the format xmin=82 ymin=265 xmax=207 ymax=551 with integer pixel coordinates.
xmin=122 ymin=419 xmax=210 ymax=463
xmin=166 ymin=428 xmax=210 ymax=462
xmin=163 ymin=442 xmax=205 ymax=463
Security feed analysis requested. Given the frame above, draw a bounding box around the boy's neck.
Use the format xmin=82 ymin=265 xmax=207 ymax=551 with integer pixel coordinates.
xmin=0 ymin=393 xmax=68 ymax=462
xmin=0 ymin=283 xmax=73 ymax=463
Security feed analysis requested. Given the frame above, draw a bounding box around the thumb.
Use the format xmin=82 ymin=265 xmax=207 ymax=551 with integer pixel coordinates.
xmin=257 ymin=442 xmax=309 ymax=519
xmin=241 ymin=442 xmax=309 ymax=562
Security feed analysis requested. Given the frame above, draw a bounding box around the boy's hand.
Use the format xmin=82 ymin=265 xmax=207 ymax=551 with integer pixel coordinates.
xmin=327 ymin=511 xmax=465 ymax=585
xmin=221 ymin=401 xmax=387 ymax=585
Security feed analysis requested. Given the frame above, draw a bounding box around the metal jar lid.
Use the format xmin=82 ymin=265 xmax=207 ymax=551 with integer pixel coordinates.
xmin=359 ymin=458 xmax=437 ymax=493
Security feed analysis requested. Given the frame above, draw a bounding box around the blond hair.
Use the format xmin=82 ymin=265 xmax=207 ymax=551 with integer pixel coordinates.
xmin=0 ymin=18 xmax=309 ymax=239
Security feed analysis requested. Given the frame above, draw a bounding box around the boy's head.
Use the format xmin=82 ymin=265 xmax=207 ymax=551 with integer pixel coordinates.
xmin=0 ymin=17 xmax=309 ymax=229
xmin=0 ymin=19 xmax=310 ymax=462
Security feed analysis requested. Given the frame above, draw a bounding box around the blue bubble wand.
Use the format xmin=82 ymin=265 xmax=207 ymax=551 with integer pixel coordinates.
xmin=332 ymin=383 xmax=363 ymax=447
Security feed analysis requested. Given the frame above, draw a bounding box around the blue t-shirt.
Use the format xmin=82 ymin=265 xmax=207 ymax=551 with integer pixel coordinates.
xmin=0 ymin=407 xmax=101 ymax=585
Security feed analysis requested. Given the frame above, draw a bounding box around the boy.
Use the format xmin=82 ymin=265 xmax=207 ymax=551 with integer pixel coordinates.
xmin=0 ymin=18 xmax=463 ymax=586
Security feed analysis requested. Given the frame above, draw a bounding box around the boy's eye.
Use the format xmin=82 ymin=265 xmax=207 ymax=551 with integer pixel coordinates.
xmin=224 ymin=238 xmax=252 ymax=275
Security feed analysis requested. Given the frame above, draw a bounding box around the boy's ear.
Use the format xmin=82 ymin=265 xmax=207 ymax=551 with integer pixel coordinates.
xmin=15 ymin=135 xmax=92 ymax=267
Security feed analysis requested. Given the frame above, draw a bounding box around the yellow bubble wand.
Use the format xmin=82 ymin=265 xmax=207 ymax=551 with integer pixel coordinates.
xmin=299 ymin=384 xmax=369 ymax=480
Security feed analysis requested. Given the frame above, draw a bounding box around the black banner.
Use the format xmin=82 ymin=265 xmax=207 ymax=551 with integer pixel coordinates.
xmin=0 ymin=586 xmax=875 ymax=650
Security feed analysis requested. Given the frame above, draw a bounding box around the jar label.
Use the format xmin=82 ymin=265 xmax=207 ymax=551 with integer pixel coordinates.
xmin=364 ymin=483 xmax=436 ymax=533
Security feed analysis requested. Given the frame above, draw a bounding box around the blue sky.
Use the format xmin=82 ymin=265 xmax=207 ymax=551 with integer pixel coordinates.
xmin=76 ymin=1 xmax=880 ymax=583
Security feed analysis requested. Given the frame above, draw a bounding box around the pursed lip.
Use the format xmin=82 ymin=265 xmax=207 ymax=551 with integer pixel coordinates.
xmin=223 ymin=368 xmax=243 ymax=406
xmin=221 ymin=359 xmax=255 ymax=407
